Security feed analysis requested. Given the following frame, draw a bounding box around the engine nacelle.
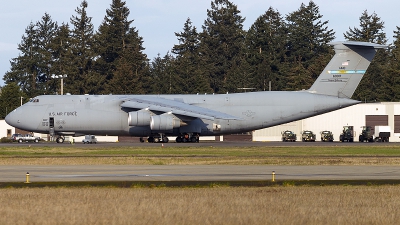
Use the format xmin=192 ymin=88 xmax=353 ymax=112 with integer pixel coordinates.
xmin=150 ymin=114 xmax=181 ymax=131
xmin=128 ymin=110 xmax=151 ymax=126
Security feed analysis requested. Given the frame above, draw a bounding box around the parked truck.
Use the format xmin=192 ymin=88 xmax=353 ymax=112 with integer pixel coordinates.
xmin=374 ymin=126 xmax=390 ymax=142
xmin=339 ymin=126 xmax=354 ymax=142
xmin=11 ymin=133 xmax=41 ymax=143
xmin=320 ymin=131 xmax=334 ymax=142
xmin=82 ymin=135 xmax=97 ymax=144
xmin=359 ymin=126 xmax=374 ymax=142
xmin=281 ymin=130 xmax=297 ymax=142
xmin=301 ymin=130 xmax=316 ymax=142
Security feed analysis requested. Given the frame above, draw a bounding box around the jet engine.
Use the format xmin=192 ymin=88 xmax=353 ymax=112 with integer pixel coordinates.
xmin=150 ymin=113 xmax=181 ymax=131
xmin=128 ymin=110 xmax=152 ymax=126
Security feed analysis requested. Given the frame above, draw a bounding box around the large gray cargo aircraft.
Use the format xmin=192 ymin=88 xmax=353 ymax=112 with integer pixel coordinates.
xmin=5 ymin=41 xmax=386 ymax=143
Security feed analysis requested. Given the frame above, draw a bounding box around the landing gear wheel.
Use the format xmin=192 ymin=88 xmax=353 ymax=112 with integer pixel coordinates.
xmin=56 ymin=137 xmax=64 ymax=143
xmin=162 ymin=137 xmax=169 ymax=143
xmin=176 ymin=137 xmax=182 ymax=143
xmin=190 ymin=137 xmax=198 ymax=143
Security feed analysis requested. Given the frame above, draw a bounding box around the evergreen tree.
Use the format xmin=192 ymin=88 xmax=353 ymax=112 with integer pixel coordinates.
xmin=94 ymin=0 xmax=148 ymax=94
xmin=385 ymin=27 xmax=400 ymax=101
xmin=283 ymin=55 xmax=312 ymax=90
xmin=344 ymin=10 xmax=387 ymax=44
xmin=345 ymin=10 xmax=389 ymax=101
xmin=67 ymin=0 xmax=101 ymax=94
xmin=3 ymin=23 xmax=37 ymax=96
xmin=245 ymin=7 xmax=287 ymax=91
xmin=149 ymin=53 xmax=189 ymax=94
xmin=112 ymin=25 xmax=148 ymax=94
xmin=149 ymin=53 xmax=170 ymax=94
xmin=4 ymin=13 xmax=58 ymax=97
xmin=49 ymin=23 xmax=71 ymax=94
xmin=285 ymin=1 xmax=335 ymax=90
xmin=199 ymin=0 xmax=246 ymax=93
xmin=34 ymin=13 xmax=59 ymax=95
xmin=108 ymin=56 xmax=139 ymax=94
xmin=0 ymin=83 xmax=26 ymax=119
xmin=172 ymin=18 xmax=210 ymax=94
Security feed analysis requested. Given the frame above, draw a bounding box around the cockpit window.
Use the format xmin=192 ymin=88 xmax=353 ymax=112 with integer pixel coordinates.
xmin=29 ymin=98 xmax=39 ymax=103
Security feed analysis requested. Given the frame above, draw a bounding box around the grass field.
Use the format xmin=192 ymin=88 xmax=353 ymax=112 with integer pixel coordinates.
xmin=2 ymin=144 xmax=400 ymax=224
xmin=1 ymin=144 xmax=400 ymax=165
xmin=2 ymin=186 xmax=400 ymax=225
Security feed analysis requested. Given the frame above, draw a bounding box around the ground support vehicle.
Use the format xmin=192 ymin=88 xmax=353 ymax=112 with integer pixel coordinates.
xmin=12 ymin=133 xmax=41 ymax=143
xmin=359 ymin=126 xmax=374 ymax=142
xmin=320 ymin=131 xmax=334 ymax=142
xmin=82 ymin=135 xmax=97 ymax=144
xmin=374 ymin=126 xmax=390 ymax=142
xmin=340 ymin=126 xmax=354 ymax=142
xmin=281 ymin=130 xmax=297 ymax=142
xmin=301 ymin=131 xmax=316 ymax=142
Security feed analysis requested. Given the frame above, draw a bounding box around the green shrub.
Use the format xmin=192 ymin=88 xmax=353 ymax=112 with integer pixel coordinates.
xmin=0 ymin=137 xmax=12 ymax=143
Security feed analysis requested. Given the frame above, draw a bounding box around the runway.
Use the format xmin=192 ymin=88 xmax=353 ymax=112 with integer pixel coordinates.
xmin=2 ymin=141 xmax=400 ymax=182
xmin=4 ymin=139 xmax=400 ymax=148
xmin=2 ymin=165 xmax=400 ymax=182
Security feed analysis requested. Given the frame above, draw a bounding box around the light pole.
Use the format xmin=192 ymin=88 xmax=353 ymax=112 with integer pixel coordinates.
xmin=51 ymin=74 xmax=67 ymax=95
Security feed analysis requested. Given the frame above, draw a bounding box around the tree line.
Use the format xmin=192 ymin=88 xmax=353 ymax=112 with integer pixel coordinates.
xmin=1 ymin=0 xmax=400 ymax=119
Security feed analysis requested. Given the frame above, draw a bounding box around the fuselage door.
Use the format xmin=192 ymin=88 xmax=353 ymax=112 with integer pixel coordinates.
xmin=49 ymin=117 xmax=55 ymax=136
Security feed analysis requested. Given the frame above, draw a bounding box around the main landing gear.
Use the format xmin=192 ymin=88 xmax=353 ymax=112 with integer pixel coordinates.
xmin=141 ymin=135 xmax=169 ymax=143
xmin=55 ymin=136 xmax=65 ymax=143
xmin=139 ymin=133 xmax=199 ymax=143
xmin=176 ymin=133 xmax=199 ymax=143
xmin=139 ymin=134 xmax=169 ymax=143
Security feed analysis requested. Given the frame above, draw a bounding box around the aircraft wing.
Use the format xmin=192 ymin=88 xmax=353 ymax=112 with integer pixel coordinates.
xmin=120 ymin=96 xmax=242 ymax=120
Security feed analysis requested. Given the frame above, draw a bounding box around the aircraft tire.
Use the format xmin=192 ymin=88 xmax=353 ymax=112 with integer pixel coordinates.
xmin=56 ymin=137 xmax=64 ymax=144
xmin=162 ymin=137 xmax=169 ymax=143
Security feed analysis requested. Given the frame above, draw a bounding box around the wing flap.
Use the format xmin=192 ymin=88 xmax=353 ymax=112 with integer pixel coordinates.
xmin=120 ymin=96 xmax=242 ymax=120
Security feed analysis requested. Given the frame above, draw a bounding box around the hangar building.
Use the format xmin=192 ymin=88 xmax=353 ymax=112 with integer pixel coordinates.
xmin=253 ymin=102 xmax=400 ymax=142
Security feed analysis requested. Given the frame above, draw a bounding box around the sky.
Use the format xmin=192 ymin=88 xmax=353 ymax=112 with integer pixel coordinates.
xmin=0 ymin=0 xmax=399 ymax=86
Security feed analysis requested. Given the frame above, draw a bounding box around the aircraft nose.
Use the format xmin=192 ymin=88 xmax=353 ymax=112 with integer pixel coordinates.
xmin=5 ymin=108 xmax=21 ymax=127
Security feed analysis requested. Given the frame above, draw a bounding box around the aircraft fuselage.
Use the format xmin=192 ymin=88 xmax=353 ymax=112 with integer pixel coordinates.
xmin=5 ymin=91 xmax=358 ymax=138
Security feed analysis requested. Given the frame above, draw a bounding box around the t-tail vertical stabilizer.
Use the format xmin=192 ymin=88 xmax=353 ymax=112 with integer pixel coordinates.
xmin=309 ymin=41 xmax=387 ymax=98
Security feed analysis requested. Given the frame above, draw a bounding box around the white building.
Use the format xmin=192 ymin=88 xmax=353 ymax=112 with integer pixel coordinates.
xmin=253 ymin=102 xmax=400 ymax=142
xmin=0 ymin=120 xmax=15 ymax=139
